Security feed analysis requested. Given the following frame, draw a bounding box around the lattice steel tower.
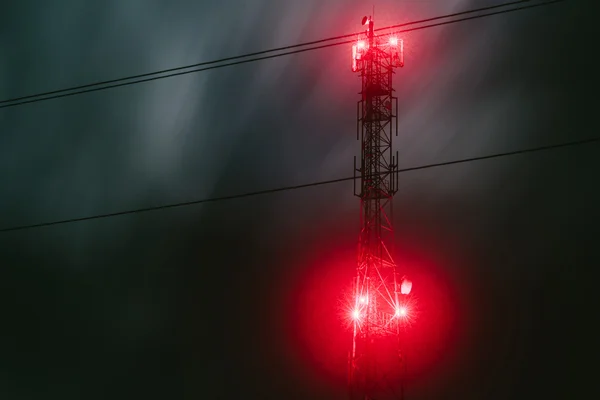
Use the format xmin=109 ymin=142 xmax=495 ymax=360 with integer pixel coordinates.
xmin=348 ymin=16 xmax=411 ymax=400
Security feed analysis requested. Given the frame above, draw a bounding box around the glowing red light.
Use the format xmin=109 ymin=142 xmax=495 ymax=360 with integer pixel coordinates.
xmin=359 ymin=295 xmax=367 ymax=304
xmin=352 ymin=309 xmax=360 ymax=320
xmin=394 ymin=306 xmax=409 ymax=319
xmin=389 ymin=37 xmax=398 ymax=46
xmin=357 ymin=40 xmax=366 ymax=49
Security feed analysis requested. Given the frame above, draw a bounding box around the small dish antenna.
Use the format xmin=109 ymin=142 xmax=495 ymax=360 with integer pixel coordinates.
xmin=361 ymin=16 xmax=368 ymax=25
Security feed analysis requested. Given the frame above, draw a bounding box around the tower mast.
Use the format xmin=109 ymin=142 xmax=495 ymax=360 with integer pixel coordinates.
xmin=349 ymin=16 xmax=407 ymax=400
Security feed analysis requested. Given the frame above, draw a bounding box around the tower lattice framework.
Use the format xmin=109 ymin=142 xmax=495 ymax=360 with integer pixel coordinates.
xmin=348 ymin=16 xmax=407 ymax=400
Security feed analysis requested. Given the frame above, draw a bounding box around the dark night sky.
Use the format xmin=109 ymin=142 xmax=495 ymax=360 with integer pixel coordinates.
xmin=1 ymin=0 xmax=598 ymax=399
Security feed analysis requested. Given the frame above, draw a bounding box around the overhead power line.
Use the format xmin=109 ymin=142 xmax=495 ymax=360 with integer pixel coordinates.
xmin=0 ymin=0 xmax=531 ymax=106
xmin=0 ymin=0 xmax=565 ymax=110
xmin=1 ymin=135 xmax=597 ymax=234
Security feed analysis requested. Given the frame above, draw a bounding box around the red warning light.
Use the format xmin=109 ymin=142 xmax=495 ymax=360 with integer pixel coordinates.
xmin=357 ymin=40 xmax=366 ymax=49
xmin=352 ymin=309 xmax=361 ymax=320
xmin=389 ymin=37 xmax=398 ymax=46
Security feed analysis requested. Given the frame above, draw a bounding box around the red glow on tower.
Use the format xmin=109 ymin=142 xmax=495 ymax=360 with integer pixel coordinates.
xmin=285 ymin=239 xmax=460 ymax=396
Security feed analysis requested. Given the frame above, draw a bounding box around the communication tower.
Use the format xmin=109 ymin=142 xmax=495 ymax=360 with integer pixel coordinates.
xmin=348 ymin=16 xmax=411 ymax=400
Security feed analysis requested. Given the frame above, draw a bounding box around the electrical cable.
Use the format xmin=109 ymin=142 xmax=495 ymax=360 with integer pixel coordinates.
xmin=387 ymin=0 xmax=565 ymax=36
xmin=0 ymin=0 xmax=533 ymax=106
xmin=0 ymin=0 xmax=565 ymax=110
xmin=1 ymin=135 xmax=597 ymax=234
xmin=374 ymin=0 xmax=533 ymax=32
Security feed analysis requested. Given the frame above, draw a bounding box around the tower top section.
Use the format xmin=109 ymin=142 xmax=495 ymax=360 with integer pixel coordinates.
xmin=351 ymin=17 xmax=404 ymax=72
